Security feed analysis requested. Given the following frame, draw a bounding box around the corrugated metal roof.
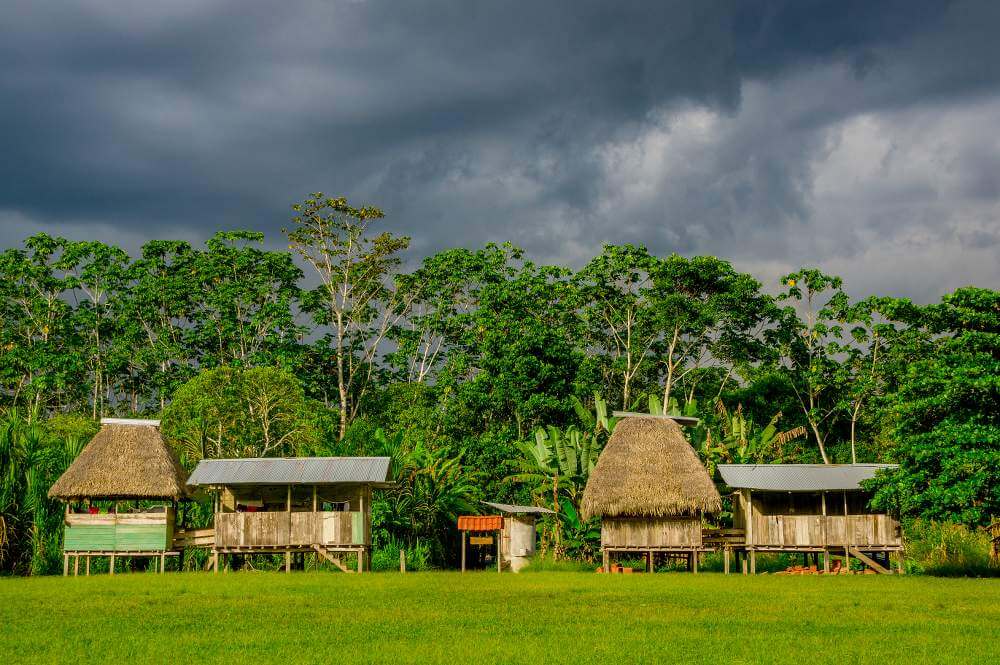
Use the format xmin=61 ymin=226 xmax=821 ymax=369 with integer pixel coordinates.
xmin=716 ymin=464 xmax=897 ymax=491
xmin=482 ymin=501 xmax=555 ymax=515
xmin=186 ymin=457 xmax=391 ymax=487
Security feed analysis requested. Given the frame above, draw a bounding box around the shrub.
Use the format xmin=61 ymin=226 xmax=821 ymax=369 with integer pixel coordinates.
xmin=521 ymin=553 xmax=598 ymax=573
xmin=903 ymin=519 xmax=998 ymax=577
xmin=371 ymin=538 xmax=432 ymax=572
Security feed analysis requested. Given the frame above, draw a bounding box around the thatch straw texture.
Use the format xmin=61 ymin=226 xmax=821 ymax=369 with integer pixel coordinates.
xmin=581 ymin=417 xmax=721 ymax=520
xmin=48 ymin=424 xmax=188 ymax=500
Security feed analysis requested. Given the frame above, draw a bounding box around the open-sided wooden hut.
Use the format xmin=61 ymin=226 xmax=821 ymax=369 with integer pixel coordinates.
xmin=186 ymin=457 xmax=391 ymax=573
xmin=717 ymin=464 xmax=903 ymax=574
xmin=48 ymin=418 xmax=189 ymax=575
xmin=581 ymin=415 xmax=722 ymax=573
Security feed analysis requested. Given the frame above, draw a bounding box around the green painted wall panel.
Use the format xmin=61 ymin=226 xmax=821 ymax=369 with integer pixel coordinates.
xmin=64 ymin=524 xmax=168 ymax=551
xmin=115 ymin=525 xmax=168 ymax=551
xmin=64 ymin=525 xmax=115 ymax=551
xmin=351 ymin=511 xmax=364 ymax=545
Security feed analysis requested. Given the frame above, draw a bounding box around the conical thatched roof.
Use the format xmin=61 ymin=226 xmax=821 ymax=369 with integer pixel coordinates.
xmin=48 ymin=421 xmax=188 ymax=501
xmin=581 ymin=417 xmax=721 ymax=520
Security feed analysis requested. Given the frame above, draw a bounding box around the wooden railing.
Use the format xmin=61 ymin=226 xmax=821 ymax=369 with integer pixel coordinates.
xmin=214 ymin=511 xmax=364 ymax=549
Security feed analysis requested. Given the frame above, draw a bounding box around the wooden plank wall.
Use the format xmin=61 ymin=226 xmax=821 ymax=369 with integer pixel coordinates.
xmin=602 ymin=517 xmax=702 ymax=548
xmin=743 ymin=494 xmax=902 ymax=547
xmin=215 ymin=511 xmax=362 ymax=548
xmin=63 ymin=510 xmax=172 ymax=552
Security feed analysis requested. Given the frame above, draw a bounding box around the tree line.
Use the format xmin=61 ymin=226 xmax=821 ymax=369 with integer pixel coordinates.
xmin=1 ymin=194 xmax=997 ymax=572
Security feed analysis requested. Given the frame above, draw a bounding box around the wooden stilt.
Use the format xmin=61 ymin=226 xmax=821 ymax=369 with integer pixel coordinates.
xmin=647 ymin=551 xmax=653 ymax=573
xmin=109 ymin=553 xmax=115 ymax=575
xmin=63 ymin=553 xmax=69 ymax=577
xmin=85 ymin=556 xmax=91 ymax=576
xmin=749 ymin=549 xmax=756 ymax=575
xmin=602 ymin=548 xmax=609 ymax=574
xmin=212 ymin=550 xmax=219 ymax=573
xmin=461 ymin=531 xmax=466 ymax=573
xmin=497 ymin=528 xmax=502 ymax=573
xmin=357 ymin=549 xmax=363 ymax=574
xmin=160 ymin=553 xmax=166 ymax=574
xmin=724 ymin=548 xmax=730 ymax=575
xmin=741 ymin=552 xmax=748 ymax=575
xmin=823 ymin=549 xmax=831 ymax=573
xmin=285 ymin=551 xmax=291 ymax=573
xmin=692 ymin=551 xmax=699 ymax=574
xmin=74 ymin=555 xmax=80 ymax=576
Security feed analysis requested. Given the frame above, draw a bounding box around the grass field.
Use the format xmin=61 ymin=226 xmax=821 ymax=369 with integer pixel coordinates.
xmin=2 ymin=572 xmax=998 ymax=664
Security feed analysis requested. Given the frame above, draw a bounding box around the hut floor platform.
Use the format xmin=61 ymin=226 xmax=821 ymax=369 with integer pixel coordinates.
xmin=63 ymin=550 xmax=180 ymax=576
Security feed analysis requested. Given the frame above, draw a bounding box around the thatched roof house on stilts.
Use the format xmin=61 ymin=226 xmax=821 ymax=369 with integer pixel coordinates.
xmin=48 ymin=419 xmax=189 ymax=576
xmin=582 ymin=415 xmax=721 ymax=574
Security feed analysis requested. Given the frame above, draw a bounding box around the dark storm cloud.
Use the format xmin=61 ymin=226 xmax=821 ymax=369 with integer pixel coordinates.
xmin=1 ymin=1 xmax=998 ymax=299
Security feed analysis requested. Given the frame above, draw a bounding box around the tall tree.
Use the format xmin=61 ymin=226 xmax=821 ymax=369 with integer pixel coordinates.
xmin=650 ymin=255 xmax=774 ymax=413
xmin=285 ymin=195 xmax=411 ymax=438
xmin=771 ymin=269 xmax=854 ymax=464
xmin=869 ymin=287 xmax=1000 ymax=526
xmin=574 ymin=244 xmax=661 ymax=409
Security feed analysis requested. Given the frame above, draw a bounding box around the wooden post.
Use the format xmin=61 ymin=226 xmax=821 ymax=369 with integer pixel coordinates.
xmin=647 ymin=551 xmax=653 ymax=573
xmin=896 ymin=551 xmax=905 ymax=575
xmin=602 ymin=548 xmax=609 ymax=574
xmin=85 ymin=556 xmax=91 ymax=576
xmin=109 ymin=553 xmax=115 ymax=575
xmin=821 ymin=491 xmax=828 ymax=547
xmin=286 ymin=485 xmax=292 ymax=549
xmin=749 ymin=549 xmax=756 ymax=575
xmin=285 ymin=551 xmax=291 ymax=573
xmin=497 ymin=528 xmax=502 ymax=573
xmin=461 ymin=531 xmax=466 ymax=573
xmin=63 ymin=553 xmax=69 ymax=577
xmin=723 ymin=548 xmax=730 ymax=575
xmin=74 ymin=555 xmax=80 ymax=576
xmin=746 ymin=489 xmax=753 ymax=548
xmin=692 ymin=551 xmax=699 ymax=574
xmin=357 ymin=549 xmax=363 ymax=574
xmin=212 ymin=550 xmax=219 ymax=574
xmin=823 ymin=549 xmax=830 ymax=573
xmin=400 ymin=549 xmax=406 ymax=573
xmin=741 ymin=552 xmax=748 ymax=575
xmin=312 ymin=485 xmax=317 ymax=512
xmin=160 ymin=553 xmax=166 ymax=574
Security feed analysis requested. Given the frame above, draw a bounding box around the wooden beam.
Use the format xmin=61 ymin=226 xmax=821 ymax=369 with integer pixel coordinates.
xmin=849 ymin=547 xmax=892 ymax=574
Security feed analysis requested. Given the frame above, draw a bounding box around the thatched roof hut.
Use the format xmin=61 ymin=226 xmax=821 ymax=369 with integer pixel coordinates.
xmin=581 ymin=416 xmax=721 ymax=520
xmin=48 ymin=419 xmax=188 ymax=501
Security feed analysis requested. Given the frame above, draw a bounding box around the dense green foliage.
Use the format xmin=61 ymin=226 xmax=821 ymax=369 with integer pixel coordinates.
xmin=1 ymin=193 xmax=997 ymax=573
xmin=1 ymin=573 xmax=998 ymax=663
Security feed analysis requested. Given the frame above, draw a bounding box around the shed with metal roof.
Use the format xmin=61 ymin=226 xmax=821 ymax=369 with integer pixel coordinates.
xmin=186 ymin=456 xmax=391 ymax=574
xmin=717 ymin=464 xmax=903 ymax=575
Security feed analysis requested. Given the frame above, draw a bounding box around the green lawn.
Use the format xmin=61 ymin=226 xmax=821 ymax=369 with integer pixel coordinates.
xmin=2 ymin=571 xmax=997 ymax=664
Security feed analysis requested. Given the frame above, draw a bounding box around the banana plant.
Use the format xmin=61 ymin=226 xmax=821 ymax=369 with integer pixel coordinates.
xmin=700 ymin=400 xmax=807 ymax=473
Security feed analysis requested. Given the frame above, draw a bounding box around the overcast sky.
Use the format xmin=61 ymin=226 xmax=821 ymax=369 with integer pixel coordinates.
xmin=2 ymin=1 xmax=998 ymax=302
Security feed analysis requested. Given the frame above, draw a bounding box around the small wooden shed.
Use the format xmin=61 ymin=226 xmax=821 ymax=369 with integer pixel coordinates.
xmin=48 ymin=418 xmax=189 ymax=575
xmin=717 ymin=464 xmax=903 ymax=574
xmin=581 ymin=415 xmax=721 ymax=573
xmin=483 ymin=502 xmax=555 ymax=572
xmin=186 ymin=457 xmax=391 ymax=573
